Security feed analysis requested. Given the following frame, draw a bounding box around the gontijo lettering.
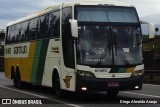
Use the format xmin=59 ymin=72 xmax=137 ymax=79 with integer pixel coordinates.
xmin=5 ymin=46 xmax=27 ymax=55
xmin=14 ymin=46 xmax=27 ymax=54
xmin=5 ymin=48 xmax=11 ymax=54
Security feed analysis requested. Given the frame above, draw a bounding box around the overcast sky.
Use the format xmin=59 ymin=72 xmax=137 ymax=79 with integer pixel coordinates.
xmin=0 ymin=0 xmax=160 ymax=29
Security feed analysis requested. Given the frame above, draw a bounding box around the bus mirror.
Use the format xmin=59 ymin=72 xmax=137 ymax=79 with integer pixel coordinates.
xmin=148 ymin=23 xmax=155 ymax=39
xmin=69 ymin=19 xmax=78 ymax=38
xmin=140 ymin=21 xmax=155 ymax=39
xmin=155 ymin=28 xmax=159 ymax=32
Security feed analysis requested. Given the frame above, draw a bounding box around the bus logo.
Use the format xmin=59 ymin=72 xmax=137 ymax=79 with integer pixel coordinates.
xmin=112 ymin=74 xmax=115 ymax=78
xmin=2 ymin=99 xmax=11 ymax=104
xmin=63 ymin=76 xmax=72 ymax=88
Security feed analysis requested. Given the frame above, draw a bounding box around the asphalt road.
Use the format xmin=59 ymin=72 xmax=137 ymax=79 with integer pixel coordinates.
xmin=0 ymin=72 xmax=160 ymax=107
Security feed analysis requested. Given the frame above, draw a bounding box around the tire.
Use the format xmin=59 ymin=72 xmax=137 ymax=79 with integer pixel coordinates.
xmin=107 ymin=90 xmax=119 ymax=96
xmin=13 ymin=71 xmax=24 ymax=89
xmin=52 ymin=73 xmax=63 ymax=97
xmin=13 ymin=72 xmax=17 ymax=88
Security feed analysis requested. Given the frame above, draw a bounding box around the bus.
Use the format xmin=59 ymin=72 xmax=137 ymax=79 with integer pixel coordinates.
xmin=4 ymin=0 xmax=155 ymax=97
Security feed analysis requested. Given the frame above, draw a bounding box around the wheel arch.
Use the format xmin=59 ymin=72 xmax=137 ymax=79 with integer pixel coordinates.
xmin=52 ymin=66 xmax=60 ymax=87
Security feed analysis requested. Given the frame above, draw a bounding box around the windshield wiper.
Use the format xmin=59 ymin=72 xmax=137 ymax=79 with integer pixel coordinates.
xmin=96 ymin=28 xmax=131 ymax=66
xmin=113 ymin=34 xmax=130 ymax=65
xmin=96 ymin=35 xmax=111 ymax=65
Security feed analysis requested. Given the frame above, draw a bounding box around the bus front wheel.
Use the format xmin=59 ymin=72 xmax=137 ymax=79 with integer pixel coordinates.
xmin=52 ymin=73 xmax=63 ymax=97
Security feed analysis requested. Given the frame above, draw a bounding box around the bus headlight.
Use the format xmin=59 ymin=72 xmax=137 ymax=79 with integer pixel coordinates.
xmin=131 ymin=70 xmax=144 ymax=76
xmin=77 ymin=70 xmax=95 ymax=77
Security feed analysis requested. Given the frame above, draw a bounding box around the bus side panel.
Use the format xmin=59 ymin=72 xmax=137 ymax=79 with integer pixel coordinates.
xmin=25 ymin=41 xmax=36 ymax=82
xmin=4 ymin=58 xmax=12 ymax=79
xmin=30 ymin=39 xmax=49 ymax=84
xmin=4 ymin=45 xmax=15 ymax=79
xmin=4 ymin=42 xmax=36 ymax=83
xmin=42 ymin=39 xmax=61 ymax=87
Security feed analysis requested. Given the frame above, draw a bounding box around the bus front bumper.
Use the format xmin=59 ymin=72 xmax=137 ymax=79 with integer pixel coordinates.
xmin=76 ymin=75 xmax=143 ymax=92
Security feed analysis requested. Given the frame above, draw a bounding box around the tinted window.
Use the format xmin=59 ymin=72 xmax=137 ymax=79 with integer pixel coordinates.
xmin=39 ymin=14 xmax=49 ymax=39
xmin=76 ymin=6 xmax=138 ymax=23
xmin=21 ymin=21 xmax=29 ymax=41
xmin=15 ymin=23 xmax=22 ymax=42
xmin=48 ymin=10 xmax=60 ymax=37
xmin=62 ymin=7 xmax=74 ymax=68
xmin=10 ymin=25 xmax=16 ymax=43
xmin=28 ymin=18 xmax=39 ymax=40
xmin=6 ymin=27 xmax=11 ymax=44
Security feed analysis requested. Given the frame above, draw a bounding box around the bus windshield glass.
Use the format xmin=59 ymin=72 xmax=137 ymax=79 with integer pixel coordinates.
xmin=76 ymin=6 xmax=138 ymax=23
xmin=76 ymin=6 xmax=142 ymax=66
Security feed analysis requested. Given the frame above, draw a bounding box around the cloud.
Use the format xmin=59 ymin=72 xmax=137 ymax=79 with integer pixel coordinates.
xmin=1 ymin=0 xmax=160 ymax=29
xmin=116 ymin=0 xmax=160 ymax=17
xmin=0 ymin=0 xmax=63 ymax=29
xmin=0 ymin=19 xmax=11 ymax=29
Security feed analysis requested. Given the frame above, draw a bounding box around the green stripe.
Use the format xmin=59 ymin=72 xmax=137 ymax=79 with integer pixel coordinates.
xmin=30 ymin=39 xmax=49 ymax=84
xmin=118 ymin=68 xmax=127 ymax=73
xmin=109 ymin=68 xmax=127 ymax=73
xmin=30 ymin=41 xmax=42 ymax=83
xmin=109 ymin=68 xmax=119 ymax=73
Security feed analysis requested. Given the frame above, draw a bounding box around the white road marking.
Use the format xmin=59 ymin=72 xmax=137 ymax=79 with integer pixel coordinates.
xmin=123 ymin=92 xmax=160 ymax=98
xmin=0 ymin=85 xmax=47 ymax=98
xmin=0 ymin=85 xmax=83 ymax=107
xmin=143 ymin=84 xmax=160 ymax=87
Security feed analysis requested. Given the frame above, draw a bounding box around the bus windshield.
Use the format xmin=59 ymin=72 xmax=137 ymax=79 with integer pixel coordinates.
xmin=76 ymin=6 xmax=142 ymax=66
xmin=76 ymin=6 xmax=138 ymax=23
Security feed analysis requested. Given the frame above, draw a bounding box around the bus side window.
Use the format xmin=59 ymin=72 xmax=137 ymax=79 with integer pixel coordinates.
xmin=49 ymin=12 xmax=55 ymax=37
xmin=21 ymin=21 xmax=29 ymax=41
xmin=15 ymin=23 xmax=22 ymax=42
xmin=39 ymin=15 xmax=49 ymax=39
xmin=62 ymin=7 xmax=75 ymax=68
xmin=6 ymin=27 xmax=11 ymax=44
xmin=55 ymin=11 xmax=60 ymax=37
xmin=8 ymin=26 xmax=13 ymax=43
xmin=48 ymin=10 xmax=60 ymax=38
xmin=10 ymin=25 xmax=16 ymax=43
xmin=29 ymin=18 xmax=39 ymax=40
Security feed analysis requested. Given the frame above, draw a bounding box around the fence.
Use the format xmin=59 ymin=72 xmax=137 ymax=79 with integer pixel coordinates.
xmin=143 ymin=50 xmax=160 ymax=84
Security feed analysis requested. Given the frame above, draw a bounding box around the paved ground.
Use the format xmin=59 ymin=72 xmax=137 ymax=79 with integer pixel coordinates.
xmin=0 ymin=72 xmax=160 ymax=107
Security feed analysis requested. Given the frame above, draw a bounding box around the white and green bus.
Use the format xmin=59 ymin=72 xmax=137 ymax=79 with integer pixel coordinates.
xmin=5 ymin=0 xmax=155 ymax=96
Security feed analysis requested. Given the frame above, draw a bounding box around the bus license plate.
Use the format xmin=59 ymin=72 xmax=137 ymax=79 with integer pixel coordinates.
xmin=108 ymin=82 xmax=119 ymax=88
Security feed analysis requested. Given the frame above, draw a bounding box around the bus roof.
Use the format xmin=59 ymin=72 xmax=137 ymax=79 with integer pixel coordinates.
xmin=64 ymin=0 xmax=133 ymax=7
xmin=7 ymin=0 xmax=134 ymax=27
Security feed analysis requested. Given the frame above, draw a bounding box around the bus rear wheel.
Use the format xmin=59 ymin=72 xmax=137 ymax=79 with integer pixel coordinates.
xmin=13 ymin=71 xmax=24 ymax=88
